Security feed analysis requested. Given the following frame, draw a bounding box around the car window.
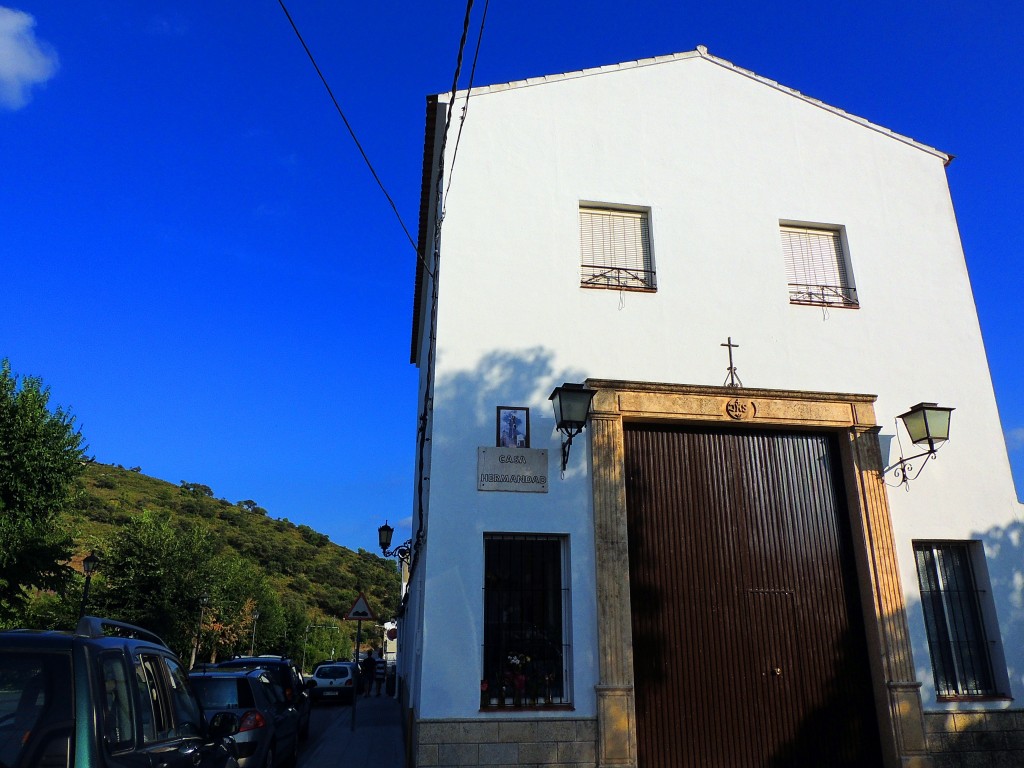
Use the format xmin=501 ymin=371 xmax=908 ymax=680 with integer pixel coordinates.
xmin=270 ymin=668 xmax=290 ymax=692
xmin=0 ymin=651 xmax=73 ymax=768
xmin=191 ymin=676 xmax=256 ymax=709
xmin=218 ymin=659 xmax=307 ymax=708
xmin=317 ymin=665 xmax=350 ymax=680
xmin=136 ymin=655 xmax=173 ymax=742
xmin=163 ymin=657 xmax=202 ymax=738
xmin=99 ymin=653 xmax=134 ymax=751
xmin=262 ymin=676 xmax=286 ymax=705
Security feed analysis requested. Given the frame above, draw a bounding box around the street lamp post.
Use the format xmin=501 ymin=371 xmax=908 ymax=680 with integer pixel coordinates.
xmin=192 ymin=593 xmax=209 ymax=668
xmin=78 ymin=551 xmax=99 ymax=619
xmin=301 ymin=623 xmax=340 ymax=673
xmin=250 ymin=609 xmax=260 ymax=656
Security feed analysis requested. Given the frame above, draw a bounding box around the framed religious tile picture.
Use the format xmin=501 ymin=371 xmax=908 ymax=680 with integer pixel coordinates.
xmin=496 ymin=406 xmax=530 ymax=448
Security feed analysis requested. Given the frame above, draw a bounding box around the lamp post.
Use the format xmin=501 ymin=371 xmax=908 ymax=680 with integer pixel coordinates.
xmin=549 ymin=383 xmax=598 ymax=473
xmin=250 ymin=609 xmax=260 ymax=656
xmin=884 ymin=402 xmax=954 ymax=489
xmin=78 ymin=551 xmax=99 ymax=619
xmin=378 ymin=522 xmax=412 ymax=566
xmin=192 ymin=593 xmax=209 ymax=668
xmin=301 ymin=623 xmax=340 ymax=673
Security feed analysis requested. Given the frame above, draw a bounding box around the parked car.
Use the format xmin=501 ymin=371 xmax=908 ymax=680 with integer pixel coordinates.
xmin=309 ymin=662 xmax=358 ymax=704
xmin=0 ymin=615 xmax=239 ymax=768
xmin=190 ymin=669 xmax=300 ymax=768
xmin=214 ymin=656 xmax=310 ymax=740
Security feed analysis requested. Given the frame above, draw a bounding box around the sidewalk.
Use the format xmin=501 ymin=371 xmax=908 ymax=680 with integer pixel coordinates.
xmin=299 ymin=694 xmax=406 ymax=768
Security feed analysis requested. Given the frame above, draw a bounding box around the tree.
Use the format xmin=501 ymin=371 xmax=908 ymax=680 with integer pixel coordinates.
xmin=94 ymin=510 xmax=213 ymax=656
xmin=179 ymin=482 xmax=213 ymax=498
xmin=237 ymin=499 xmax=267 ymax=516
xmin=0 ymin=359 xmax=85 ymax=622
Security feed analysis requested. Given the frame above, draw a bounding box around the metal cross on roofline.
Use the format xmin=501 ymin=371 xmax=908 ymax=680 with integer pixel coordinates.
xmin=722 ymin=336 xmax=743 ymax=388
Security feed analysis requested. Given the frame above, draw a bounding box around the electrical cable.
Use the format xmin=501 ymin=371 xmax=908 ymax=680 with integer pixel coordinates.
xmin=277 ymin=0 xmax=418 ymax=255
xmin=444 ymin=0 xmax=490 ymax=204
xmin=438 ymin=0 xmax=475 ymax=177
xmin=411 ymin=0 xmax=476 ymax=574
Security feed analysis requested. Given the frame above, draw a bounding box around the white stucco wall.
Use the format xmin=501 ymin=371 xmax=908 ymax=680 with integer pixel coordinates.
xmin=411 ymin=52 xmax=1022 ymax=718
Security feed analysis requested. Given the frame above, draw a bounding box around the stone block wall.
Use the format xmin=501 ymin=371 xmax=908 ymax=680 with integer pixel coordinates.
xmin=415 ymin=717 xmax=597 ymax=768
xmin=924 ymin=710 xmax=1024 ymax=767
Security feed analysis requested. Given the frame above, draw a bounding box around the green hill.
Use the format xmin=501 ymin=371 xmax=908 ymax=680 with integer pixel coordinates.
xmin=63 ymin=462 xmax=399 ymax=666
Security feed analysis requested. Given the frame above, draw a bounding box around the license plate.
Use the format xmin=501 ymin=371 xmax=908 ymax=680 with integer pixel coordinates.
xmin=324 ymin=691 xmax=338 ymax=696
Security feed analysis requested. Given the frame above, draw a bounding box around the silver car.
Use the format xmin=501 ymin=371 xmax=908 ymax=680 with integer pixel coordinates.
xmin=190 ymin=669 xmax=300 ymax=768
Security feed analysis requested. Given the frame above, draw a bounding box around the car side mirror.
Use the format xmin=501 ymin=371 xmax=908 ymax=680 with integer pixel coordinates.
xmin=207 ymin=711 xmax=240 ymax=739
xmin=305 ymin=678 xmax=317 ymax=689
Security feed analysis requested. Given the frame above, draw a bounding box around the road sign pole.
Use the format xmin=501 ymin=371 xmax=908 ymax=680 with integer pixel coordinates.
xmin=345 ymin=592 xmax=375 ymax=732
xmin=351 ymin=619 xmax=362 ymax=731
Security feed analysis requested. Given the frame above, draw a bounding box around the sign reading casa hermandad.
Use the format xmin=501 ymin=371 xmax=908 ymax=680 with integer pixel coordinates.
xmin=477 ymin=446 xmax=548 ymax=492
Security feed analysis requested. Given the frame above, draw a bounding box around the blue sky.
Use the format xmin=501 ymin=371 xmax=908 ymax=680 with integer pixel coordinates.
xmin=2 ymin=1 xmax=1021 ymax=554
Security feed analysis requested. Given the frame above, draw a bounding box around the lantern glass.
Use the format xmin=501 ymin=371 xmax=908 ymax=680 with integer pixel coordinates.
xmin=899 ymin=403 xmax=953 ymax=448
xmin=378 ymin=522 xmax=395 ymax=550
xmin=549 ymin=384 xmax=597 ymax=430
xmin=83 ymin=552 xmax=99 ymax=575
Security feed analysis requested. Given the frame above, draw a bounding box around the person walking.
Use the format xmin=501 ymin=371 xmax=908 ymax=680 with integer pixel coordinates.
xmin=360 ymin=649 xmax=376 ymax=697
xmin=374 ymin=652 xmax=388 ymax=696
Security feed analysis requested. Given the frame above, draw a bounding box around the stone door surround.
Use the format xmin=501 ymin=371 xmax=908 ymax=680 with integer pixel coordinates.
xmin=586 ymin=380 xmax=932 ymax=768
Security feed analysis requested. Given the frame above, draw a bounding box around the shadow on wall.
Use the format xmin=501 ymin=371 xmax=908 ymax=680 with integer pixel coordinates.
xmin=907 ymin=518 xmax=1024 ymax=708
xmin=419 ymin=347 xmax=590 ymax=714
xmin=431 ymin=347 xmax=587 ymax=451
xmin=903 ymin=518 xmax=1024 ymax=761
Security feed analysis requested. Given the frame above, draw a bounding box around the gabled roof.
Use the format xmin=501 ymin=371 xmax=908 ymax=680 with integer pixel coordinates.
xmin=410 ymin=47 xmax=953 ymax=363
xmin=443 ymin=46 xmax=951 ymax=163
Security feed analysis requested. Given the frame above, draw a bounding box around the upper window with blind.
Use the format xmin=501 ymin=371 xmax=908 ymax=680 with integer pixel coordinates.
xmin=579 ymin=206 xmax=656 ymax=291
xmin=780 ymin=223 xmax=858 ymax=308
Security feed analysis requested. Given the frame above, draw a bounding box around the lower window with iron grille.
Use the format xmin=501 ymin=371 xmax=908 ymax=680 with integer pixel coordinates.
xmin=481 ymin=534 xmax=572 ymax=709
xmin=914 ymin=541 xmax=1002 ymax=699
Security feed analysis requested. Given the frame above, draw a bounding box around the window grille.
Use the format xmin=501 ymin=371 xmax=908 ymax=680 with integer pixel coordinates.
xmin=580 ymin=207 xmax=655 ymax=290
xmin=481 ymin=534 xmax=571 ymax=708
xmin=914 ymin=542 xmax=997 ymax=698
xmin=780 ymin=225 xmax=858 ymax=307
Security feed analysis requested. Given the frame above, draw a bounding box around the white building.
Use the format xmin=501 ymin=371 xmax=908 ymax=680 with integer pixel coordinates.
xmin=398 ymin=47 xmax=1023 ymax=768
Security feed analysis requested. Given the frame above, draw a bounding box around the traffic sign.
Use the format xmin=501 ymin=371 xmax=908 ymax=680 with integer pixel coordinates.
xmin=346 ymin=592 xmax=376 ymax=622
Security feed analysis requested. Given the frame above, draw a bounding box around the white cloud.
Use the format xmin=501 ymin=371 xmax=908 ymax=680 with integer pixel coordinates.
xmin=0 ymin=7 xmax=59 ymax=110
xmin=1006 ymin=427 xmax=1024 ymax=451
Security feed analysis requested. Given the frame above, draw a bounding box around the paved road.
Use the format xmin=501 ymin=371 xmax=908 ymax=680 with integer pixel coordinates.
xmin=299 ymin=696 xmax=405 ymax=768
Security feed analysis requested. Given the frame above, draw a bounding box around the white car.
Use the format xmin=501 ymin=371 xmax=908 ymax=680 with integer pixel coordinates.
xmin=309 ymin=663 xmax=358 ymax=704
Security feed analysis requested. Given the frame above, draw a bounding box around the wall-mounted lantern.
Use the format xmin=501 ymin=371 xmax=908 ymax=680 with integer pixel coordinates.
xmin=378 ymin=520 xmax=413 ymax=566
xmin=883 ymin=402 xmax=954 ymax=489
xmin=549 ymin=383 xmax=598 ymax=473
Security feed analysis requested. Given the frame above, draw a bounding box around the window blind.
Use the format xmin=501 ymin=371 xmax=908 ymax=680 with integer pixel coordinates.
xmin=580 ymin=207 xmax=655 ymax=289
xmin=780 ymin=225 xmax=857 ymax=307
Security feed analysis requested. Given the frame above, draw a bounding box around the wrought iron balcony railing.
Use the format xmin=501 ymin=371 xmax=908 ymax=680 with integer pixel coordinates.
xmin=787 ymin=282 xmax=858 ymax=308
xmin=581 ymin=264 xmax=656 ymax=291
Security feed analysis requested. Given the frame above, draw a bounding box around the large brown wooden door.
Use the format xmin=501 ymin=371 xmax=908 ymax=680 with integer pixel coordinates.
xmin=625 ymin=424 xmax=882 ymax=767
